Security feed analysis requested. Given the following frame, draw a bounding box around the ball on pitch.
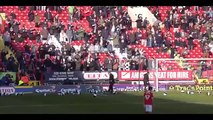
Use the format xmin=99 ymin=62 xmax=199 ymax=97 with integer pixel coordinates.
xmin=93 ymin=94 xmax=97 ymax=97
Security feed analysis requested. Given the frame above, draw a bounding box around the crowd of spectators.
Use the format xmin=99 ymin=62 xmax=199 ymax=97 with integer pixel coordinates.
xmin=0 ymin=6 xmax=212 ymax=85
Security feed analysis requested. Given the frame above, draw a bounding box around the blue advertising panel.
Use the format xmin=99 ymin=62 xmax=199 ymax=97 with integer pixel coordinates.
xmin=15 ymin=86 xmax=34 ymax=93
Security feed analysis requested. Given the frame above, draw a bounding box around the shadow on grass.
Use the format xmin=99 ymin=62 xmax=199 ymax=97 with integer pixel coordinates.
xmin=0 ymin=92 xmax=212 ymax=114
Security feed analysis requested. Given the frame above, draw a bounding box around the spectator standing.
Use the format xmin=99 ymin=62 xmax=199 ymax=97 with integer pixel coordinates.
xmin=170 ymin=45 xmax=176 ymax=58
xmin=3 ymin=31 xmax=11 ymax=46
xmin=10 ymin=11 xmax=16 ymax=20
xmin=147 ymin=35 xmax=154 ymax=48
xmin=77 ymin=26 xmax=85 ymax=40
xmin=128 ymin=30 xmax=135 ymax=45
xmin=28 ymin=10 xmax=35 ymax=22
xmin=188 ymin=34 xmax=194 ymax=50
xmin=66 ymin=26 xmax=73 ymax=43
xmin=34 ymin=13 xmax=40 ymax=27
xmin=53 ymin=14 xmax=60 ymax=25
xmin=59 ymin=30 xmax=68 ymax=43
xmin=164 ymin=18 xmax=171 ymax=30
xmin=44 ymin=8 xmax=53 ymax=22
xmin=136 ymin=15 xmax=143 ymax=29
xmin=68 ymin=6 xmax=75 ymax=22
xmin=41 ymin=27 xmax=49 ymax=43
xmin=12 ymin=20 xmax=20 ymax=34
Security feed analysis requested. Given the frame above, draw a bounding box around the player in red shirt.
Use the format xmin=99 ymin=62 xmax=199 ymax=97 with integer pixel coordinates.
xmin=144 ymin=86 xmax=153 ymax=114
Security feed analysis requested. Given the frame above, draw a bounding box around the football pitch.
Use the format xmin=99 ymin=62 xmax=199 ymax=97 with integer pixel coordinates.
xmin=0 ymin=91 xmax=213 ymax=114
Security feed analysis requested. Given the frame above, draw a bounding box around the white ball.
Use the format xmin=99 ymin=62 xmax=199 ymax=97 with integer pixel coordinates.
xmin=181 ymin=90 xmax=185 ymax=93
xmin=163 ymin=92 xmax=167 ymax=96
xmin=187 ymin=91 xmax=190 ymax=94
xmin=93 ymin=94 xmax=97 ymax=97
xmin=44 ymin=93 xmax=47 ymax=96
xmin=207 ymin=92 xmax=211 ymax=96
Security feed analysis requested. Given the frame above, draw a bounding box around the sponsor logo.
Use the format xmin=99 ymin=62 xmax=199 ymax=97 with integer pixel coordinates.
xmin=35 ymin=89 xmax=56 ymax=93
xmin=83 ymin=72 xmax=118 ymax=80
xmin=60 ymin=88 xmax=78 ymax=93
xmin=168 ymin=85 xmax=213 ymax=91
xmin=119 ymin=70 xmax=192 ymax=80
xmin=0 ymin=87 xmax=15 ymax=94
xmin=35 ymin=86 xmax=56 ymax=93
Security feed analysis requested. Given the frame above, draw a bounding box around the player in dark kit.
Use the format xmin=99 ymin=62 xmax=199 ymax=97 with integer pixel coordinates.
xmin=143 ymin=71 xmax=150 ymax=90
xmin=144 ymin=86 xmax=153 ymax=114
xmin=108 ymin=72 xmax=115 ymax=94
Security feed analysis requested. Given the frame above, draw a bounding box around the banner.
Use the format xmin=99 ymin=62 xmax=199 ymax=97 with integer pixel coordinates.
xmin=0 ymin=72 xmax=16 ymax=81
xmin=168 ymin=85 xmax=213 ymax=91
xmin=45 ymin=71 xmax=118 ymax=83
xmin=118 ymin=70 xmax=192 ymax=81
xmin=45 ymin=71 xmax=83 ymax=82
xmin=15 ymin=86 xmax=34 ymax=93
xmin=0 ymin=87 xmax=15 ymax=94
xmin=56 ymin=85 xmax=103 ymax=93
xmin=33 ymin=85 xmax=103 ymax=93
xmin=83 ymin=71 xmax=118 ymax=80
xmin=34 ymin=86 xmax=57 ymax=93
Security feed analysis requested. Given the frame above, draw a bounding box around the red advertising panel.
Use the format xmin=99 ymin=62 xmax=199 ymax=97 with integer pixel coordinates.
xmin=118 ymin=70 xmax=193 ymax=81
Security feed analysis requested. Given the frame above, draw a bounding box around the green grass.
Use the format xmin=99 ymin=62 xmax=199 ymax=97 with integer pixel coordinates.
xmin=0 ymin=91 xmax=213 ymax=114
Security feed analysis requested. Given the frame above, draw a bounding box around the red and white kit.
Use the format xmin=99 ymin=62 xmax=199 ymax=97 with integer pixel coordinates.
xmin=144 ymin=90 xmax=153 ymax=113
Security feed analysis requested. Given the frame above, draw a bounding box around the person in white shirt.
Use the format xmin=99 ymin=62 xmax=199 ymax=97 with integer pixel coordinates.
xmin=88 ymin=43 xmax=95 ymax=53
xmin=94 ymin=43 xmax=100 ymax=53
xmin=59 ymin=30 xmax=68 ymax=43
xmin=48 ymin=35 xmax=62 ymax=51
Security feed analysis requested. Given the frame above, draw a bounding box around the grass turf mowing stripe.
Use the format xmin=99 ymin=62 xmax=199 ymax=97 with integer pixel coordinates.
xmin=0 ymin=101 xmax=212 ymax=109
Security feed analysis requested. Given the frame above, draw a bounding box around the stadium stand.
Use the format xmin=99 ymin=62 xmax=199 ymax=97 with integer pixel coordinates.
xmin=0 ymin=6 xmax=212 ymax=85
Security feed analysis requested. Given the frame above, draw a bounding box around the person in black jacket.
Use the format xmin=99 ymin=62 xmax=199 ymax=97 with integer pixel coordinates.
xmin=44 ymin=8 xmax=53 ymax=22
xmin=108 ymin=72 xmax=115 ymax=94
xmin=136 ymin=15 xmax=143 ymax=29
xmin=143 ymin=71 xmax=150 ymax=90
xmin=188 ymin=35 xmax=194 ymax=50
xmin=27 ymin=27 xmax=35 ymax=40
xmin=12 ymin=20 xmax=20 ymax=34
xmin=10 ymin=11 xmax=16 ymax=20
xmin=28 ymin=10 xmax=35 ymax=22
